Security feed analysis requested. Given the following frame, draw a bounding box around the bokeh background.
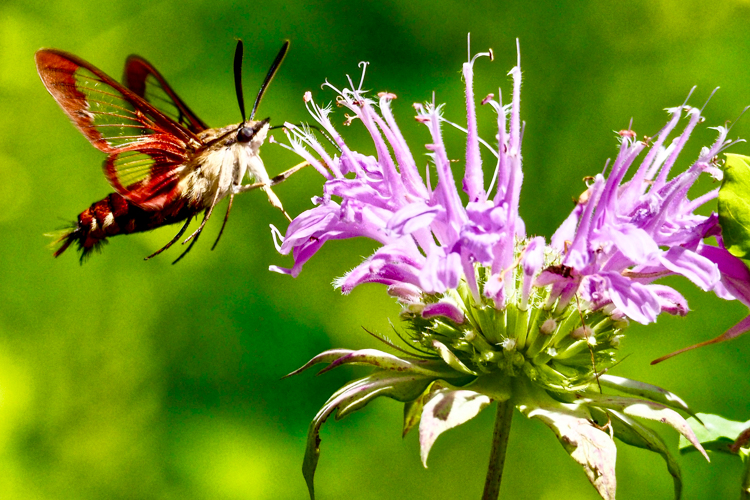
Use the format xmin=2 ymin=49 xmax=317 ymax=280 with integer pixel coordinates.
xmin=2 ymin=0 xmax=750 ymax=498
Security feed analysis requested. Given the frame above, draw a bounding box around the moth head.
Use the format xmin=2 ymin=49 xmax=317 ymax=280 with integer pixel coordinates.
xmin=235 ymin=118 xmax=270 ymax=149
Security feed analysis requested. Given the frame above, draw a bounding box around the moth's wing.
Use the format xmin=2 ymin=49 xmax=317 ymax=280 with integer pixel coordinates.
xmin=103 ymin=147 xmax=190 ymax=209
xmin=35 ymin=49 xmax=201 ymax=210
xmin=124 ymin=55 xmax=209 ymax=134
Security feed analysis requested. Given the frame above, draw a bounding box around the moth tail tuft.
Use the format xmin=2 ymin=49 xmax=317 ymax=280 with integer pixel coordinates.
xmin=46 ymin=225 xmax=104 ymax=263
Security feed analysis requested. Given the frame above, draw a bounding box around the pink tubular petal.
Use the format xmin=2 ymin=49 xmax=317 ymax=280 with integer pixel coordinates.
xmin=658 ymin=247 xmax=719 ymax=291
xmin=358 ymin=101 xmax=406 ymax=201
xmin=563 ymin=176 xmax=605 ymax=271
xmin=653 ymin=108 xmax=703 ymax=190
xmin=422 ymin=302 xmax=466 ymax=324
xmin=603 ymin=272 xmax=660 ymax=324
xmin=387 ymin=202 xmax=443 ymax=236
xmin=603 ymin=225 xmax=660 ymax=263
xmin=522 ymin=237 xmax=546 ymax=277
xmin=521 ymin=237 xmax=546 ymax=306
xmin=268 ymin=265 xmax=293 ymax=275
xmin=650 ymin=285 xmax=689 ymax=316
xmin=387 ymin=283 xmax=423 ymax=303
xmin=425 ymin=107 xmax=467 ymax=235
xmin=420 ymin=250 xmax=463 ymax=293
xmin=457 ymin=225 xmax=499 ymax=264
xmin=622 ymin=107 xmax=682 ymax=208
xmin=462 ymin=59 xmax=485 ymax=202
xmin=337 ymin=244 xmax=425 ymax=293
xmin=551 ymin=203 xmax=584 ymax=252
xmin=377 ymin=94 xmax=429 ymax=199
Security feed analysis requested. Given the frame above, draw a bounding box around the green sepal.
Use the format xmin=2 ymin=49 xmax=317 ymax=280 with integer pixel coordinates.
xmin=431 ymin=339 xmax=478 ymax=375
xmin=286 ymin=348 xmax=460 ymax=379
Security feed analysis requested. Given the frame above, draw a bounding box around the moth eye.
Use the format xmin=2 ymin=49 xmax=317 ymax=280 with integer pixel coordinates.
xmin=237 ymin=127 xmax=254 ymax=143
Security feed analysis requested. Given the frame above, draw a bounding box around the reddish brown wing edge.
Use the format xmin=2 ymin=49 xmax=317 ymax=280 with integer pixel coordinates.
xmin=124 ymin=56 xmax=209 ymax=134
xmin=35 ymin=49 xmax=200 ymax=152
xmin=35 ymin=49 xmax=201 ymax=209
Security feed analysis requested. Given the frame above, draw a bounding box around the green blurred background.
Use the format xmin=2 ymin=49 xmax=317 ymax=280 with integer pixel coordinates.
xmin=2 ymin=0 xmax=750 ymax=498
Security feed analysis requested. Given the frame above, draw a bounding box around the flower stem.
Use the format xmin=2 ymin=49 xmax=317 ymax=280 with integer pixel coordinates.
xmin=482 ymin=399 xmax=513 ymax=500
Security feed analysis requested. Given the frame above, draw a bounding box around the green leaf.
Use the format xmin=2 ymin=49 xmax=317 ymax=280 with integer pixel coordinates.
xmin=718 ymin=153 xmax=750 ymax=259
xmin=402 ymin=373 xmax=507 ymax=439
xmin=679 ymin=412 xmax=750 ymax=455
xmin=605 ymin=409 xmax=683 ymax=499
xmin=518 ymin=396 xmax=617 ymax=500
xmin=303 ymin=371 xmax=434 ymax=500
xmin=419 ymin=386 xmax=492 ymax=466
xmin=598 ymin=374 xmax=698 ymax=420
xmin=582 ymin=394 xmax=709 ymax=461
xmin=284 ymin=349 xmax=356 ymax=377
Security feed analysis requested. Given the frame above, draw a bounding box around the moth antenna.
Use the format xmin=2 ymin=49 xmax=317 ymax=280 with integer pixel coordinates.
xmin=234 ymin=40 xmax=247 ymax=123
xmin=144 ymin=217 xmax=192 ymax=260
xmin=250 ymin=41 xmax=289 ymax=120
xmin=211 ymin=193 xmax=235 ymax=251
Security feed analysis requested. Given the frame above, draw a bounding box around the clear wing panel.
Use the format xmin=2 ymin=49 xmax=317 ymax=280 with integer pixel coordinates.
xmin=124 ymin=56 xmax=208 ymax=133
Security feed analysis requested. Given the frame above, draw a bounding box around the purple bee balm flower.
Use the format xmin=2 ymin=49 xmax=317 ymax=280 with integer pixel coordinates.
xmin=540 ymin=106 xmax=736 ymax=324
xmin=272 ymin=44 xmax=749 ymax=344
xmin=273 ymin=47 xmax=523 ymax=304
xmin=274 ymin=38 xmax=745 ymax=500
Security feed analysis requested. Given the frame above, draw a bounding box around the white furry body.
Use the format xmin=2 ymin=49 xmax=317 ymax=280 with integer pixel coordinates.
xmin=177 ymin=119 xmax=283 ymax=212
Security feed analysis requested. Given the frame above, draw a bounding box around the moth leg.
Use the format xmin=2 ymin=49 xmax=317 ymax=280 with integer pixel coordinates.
xmin=172 ymin=228 xmax=202 ymax=265
xmin=233 ymin=160 xmax=309 ymax=194
xmin=233 ymin=161 xmax=309 ymax=221
xmin=211 ymin=193 xmax=235 ymax=251
xmin=232 ymin=183 xmax=288 ymax=220
xmin=233 ymin=181 xmax=265 ymax=194
xmin=269 ymin=160 xmax=308 ymax=186
xmin=182 ymin=184 xmax=223 ymax=245
xmin=144 ymin=217 xmax=192 ymax=260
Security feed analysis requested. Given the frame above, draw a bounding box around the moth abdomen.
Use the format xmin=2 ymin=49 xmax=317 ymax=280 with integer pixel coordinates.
xmin=54 ymin=193 xmax=195 ymax=262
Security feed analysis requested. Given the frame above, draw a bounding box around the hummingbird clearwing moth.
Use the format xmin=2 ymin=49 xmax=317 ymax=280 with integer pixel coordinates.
xmin=36 ymin=40 xmax=305 ymax=263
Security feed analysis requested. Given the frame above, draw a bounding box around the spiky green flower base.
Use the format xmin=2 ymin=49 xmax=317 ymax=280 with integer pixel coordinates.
xmin=402 ymin=267 xmax=625 ymax=394
xmin=291 ymin=260 xmax=709 ymax=500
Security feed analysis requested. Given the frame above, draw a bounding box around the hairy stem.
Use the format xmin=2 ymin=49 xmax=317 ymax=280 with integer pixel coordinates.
xmin=482 ymin=399 xmax=513 ymax=500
